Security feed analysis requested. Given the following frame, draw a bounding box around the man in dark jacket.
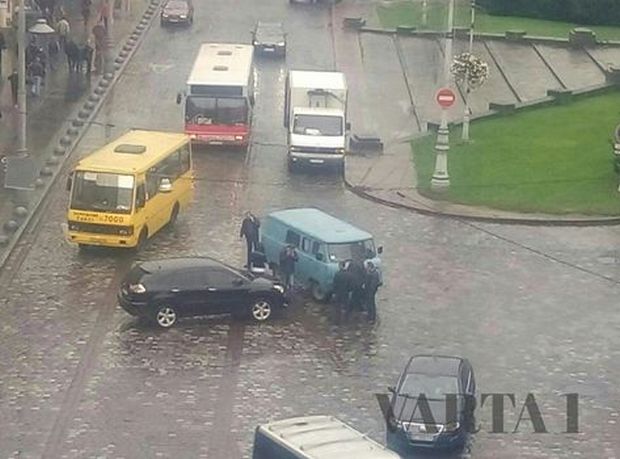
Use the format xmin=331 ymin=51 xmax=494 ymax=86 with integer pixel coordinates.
xmin=333 ymin=261 xmax=354 ymax=317
xmin=364 ymin=261 xmax=381 ymax=322
xmin=239 ymin=211 xmax=260 ymax=267
xmin=347 ymin=258 xmax=366 ymax=311
xmin=279 ymin=244 xmax=298 ymax=290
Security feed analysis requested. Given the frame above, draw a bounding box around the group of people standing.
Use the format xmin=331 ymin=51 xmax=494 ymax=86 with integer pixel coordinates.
xmin=239 ymin=211 xmax=380 ymax=322
xmin=332 ymin=259 xmax=381 ymax=323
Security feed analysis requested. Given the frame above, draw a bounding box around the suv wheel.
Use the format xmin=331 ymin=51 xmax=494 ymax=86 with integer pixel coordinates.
xmin=155 ymin=305 xmax=178 ymax=328
xmin=250 ymin=298 xmax=272 ymax=322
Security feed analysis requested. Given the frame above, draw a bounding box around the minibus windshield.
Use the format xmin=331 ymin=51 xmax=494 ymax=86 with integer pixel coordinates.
xmin=70 ymin=171 xmax=134 ymax=214
xmin=328 ymin=239 xmax=376 ymax=262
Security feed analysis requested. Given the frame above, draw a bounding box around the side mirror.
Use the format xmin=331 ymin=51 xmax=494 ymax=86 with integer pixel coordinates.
xmin=345 ymin=122 xmax=351 ymax=131
xmin=66 ymin=174 xmax=73 ymax=192
xmin=159 ymin=177 xmax=172 ymax=193
xmin=387 ymin=386 xmax=396 ymax=394
xmin=176 ymin=92 xmax=182 ymax=105
xmin=377 ymin=246 xmax=383 ymax=255
xmin=315 ymin=253 xmax=324 ymax=261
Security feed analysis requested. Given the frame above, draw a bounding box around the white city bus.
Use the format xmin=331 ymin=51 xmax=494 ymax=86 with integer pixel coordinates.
xmin=179 ymin=43 xmax=255 ymax=149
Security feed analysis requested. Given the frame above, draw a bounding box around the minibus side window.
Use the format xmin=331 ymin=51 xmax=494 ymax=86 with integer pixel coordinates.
xmin=285 ymin=230 xmax=300 ymax=247
xmin=301 ymin=238 xmax=312 ymax=253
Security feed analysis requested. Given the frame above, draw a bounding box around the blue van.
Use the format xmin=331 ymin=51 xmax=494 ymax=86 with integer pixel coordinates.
xmin=261 ymin=208 xmax=382 ymax=301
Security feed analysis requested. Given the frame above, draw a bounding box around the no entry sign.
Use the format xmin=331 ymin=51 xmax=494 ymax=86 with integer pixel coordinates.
xmin=436 ymin=87 xmax=456 ymax=109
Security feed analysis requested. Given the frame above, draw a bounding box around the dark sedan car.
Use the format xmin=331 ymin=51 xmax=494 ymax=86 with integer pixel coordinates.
xmin=118 ymin=257 xmax=287 ymax=328
xmin=160 ymin=0 xmax=193 ymax=26
xmin=252 ymin=21 xmax=286 ymax=58
xmin=386 ymin=355 xmax=476 ymax=452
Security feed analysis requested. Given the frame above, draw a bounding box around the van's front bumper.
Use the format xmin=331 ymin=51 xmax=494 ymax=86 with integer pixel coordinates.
xmin=288 ymin=152 xmax=344 ymax=169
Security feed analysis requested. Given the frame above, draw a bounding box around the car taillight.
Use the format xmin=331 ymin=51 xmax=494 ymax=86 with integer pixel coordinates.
xmin=234 ymin=135 xmax=244 ymax=140
xmin=128 ymin=283 xmax=146 ymax=294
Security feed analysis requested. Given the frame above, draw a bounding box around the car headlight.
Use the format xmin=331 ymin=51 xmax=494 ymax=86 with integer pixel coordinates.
xmin=118 ymin=226 xmax=134 ymax=236
xmin=336 ymin=148 xmax=345 ymax=154
xmin=444 ymin=421 xmax=460 ymax=432
xmin=277 ymin=41 xmax=285 ymax=46
xmin=162 ymin=13 xmax=169 ymax=17
xmin=273 ymin=284 xmax=285 ymax=294
xmin=179 ymin=14 xmax=186 ymax=18
xmin=128 ymin=283 xmax=146 ymax=294
xmin=290 ymin=146 xmax=300 ymax=152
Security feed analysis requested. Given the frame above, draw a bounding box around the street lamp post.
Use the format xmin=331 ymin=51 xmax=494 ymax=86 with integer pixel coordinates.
xmin=16 ymin=0 xmax=27 ymax=156
xmin=430 ymin=0 xmax=455 ymax=191
xmin=462 ymin=0 xmax=476 ymax=141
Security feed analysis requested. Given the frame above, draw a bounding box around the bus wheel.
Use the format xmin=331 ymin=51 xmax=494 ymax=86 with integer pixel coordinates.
xmin=168 ymin=203 xmax=180 ymax=227
xmin=135 ymin=228 xmax=148 ymax=251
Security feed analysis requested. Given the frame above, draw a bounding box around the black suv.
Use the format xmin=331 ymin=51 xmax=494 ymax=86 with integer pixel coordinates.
xmin=386 ymin=355 xmax=476 ymax=452
xmin=118 ymin=257 xmax=287 ymax=328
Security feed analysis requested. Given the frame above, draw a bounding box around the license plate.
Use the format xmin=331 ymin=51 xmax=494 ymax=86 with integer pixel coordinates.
xmin=209 ymin=141 xmax=224 ymax=145
xmin=264 ymin=47 xmax=274 ymax=52
xmin=309 ymin=159 xmax=324 ymax=164
xmin=409 ymin=433 xmax=432 ymax=442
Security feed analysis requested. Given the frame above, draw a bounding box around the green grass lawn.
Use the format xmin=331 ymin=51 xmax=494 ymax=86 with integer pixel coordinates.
xmin=377 ymin=1 xmax=620 ymax=41
xmin=412 ymin=91 xmax=620 ymax=215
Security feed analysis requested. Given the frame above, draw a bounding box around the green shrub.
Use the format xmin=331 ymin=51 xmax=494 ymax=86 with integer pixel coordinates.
xmin=477 ymin=0 xmax=620 ymax=26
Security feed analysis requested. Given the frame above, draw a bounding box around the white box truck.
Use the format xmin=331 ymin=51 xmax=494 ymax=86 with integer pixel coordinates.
xmin=284 ymin=70 xmax=349 ymax=172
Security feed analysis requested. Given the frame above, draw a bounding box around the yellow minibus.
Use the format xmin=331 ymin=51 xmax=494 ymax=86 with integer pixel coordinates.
xmin=66 ymin=129 xmax=193 ymax=250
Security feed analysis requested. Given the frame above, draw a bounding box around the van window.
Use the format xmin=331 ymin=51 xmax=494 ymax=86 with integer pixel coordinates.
xmin=301 ymin=238 xmax=312 ymax=253
xmin=285 ymin=230 xmax=300 ymax=247
xmin=311 ymin=241 xmax=321 ymax=254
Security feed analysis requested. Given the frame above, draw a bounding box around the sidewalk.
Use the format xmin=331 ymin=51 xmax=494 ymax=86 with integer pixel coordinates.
xmin=332 ymin=2 xmax=620 ymax=225
xmin=0 ymin=0 xmax=146 ymax=224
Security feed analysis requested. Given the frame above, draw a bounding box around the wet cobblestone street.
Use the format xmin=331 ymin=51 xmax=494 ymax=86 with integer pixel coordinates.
xmin=1 ymin=0 xmax=620 ymax=458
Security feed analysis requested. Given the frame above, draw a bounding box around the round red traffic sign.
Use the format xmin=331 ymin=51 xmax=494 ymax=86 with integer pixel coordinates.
xmin=436 ymin=87 xmax=456 ymax=109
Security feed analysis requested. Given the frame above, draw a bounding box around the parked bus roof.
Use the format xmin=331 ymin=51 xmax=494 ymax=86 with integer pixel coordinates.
xmin=74 ymin=130 xmax=189 ymax=174
xmin=289 ymin=70 xmax=347 ymax=91
xmin=267 ymin=208 xmax=372 ymax=244
xmin=257 ymin=416 xmax=401 ymax=459
xmin=188 ymin=43 xmax=254 ymax=88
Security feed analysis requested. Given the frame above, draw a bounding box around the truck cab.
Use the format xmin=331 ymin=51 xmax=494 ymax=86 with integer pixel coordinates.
xmin=285 ymin=71 xmax=349 ymax=172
